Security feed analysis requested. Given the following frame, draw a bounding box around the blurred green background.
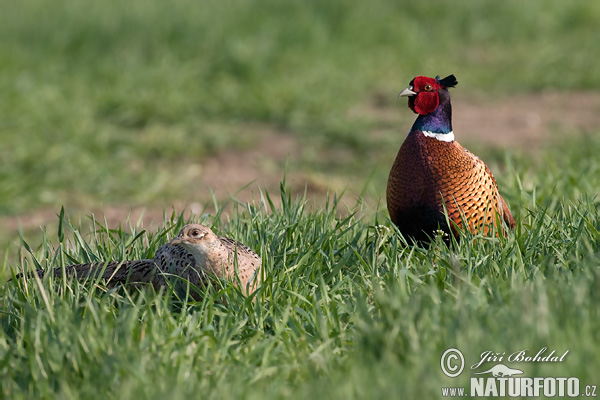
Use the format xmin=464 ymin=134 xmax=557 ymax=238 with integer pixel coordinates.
xmin=1 ymin=0 xmax=599 ymax=252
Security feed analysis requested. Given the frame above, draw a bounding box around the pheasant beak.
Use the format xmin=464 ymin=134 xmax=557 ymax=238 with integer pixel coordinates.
xmin=398 ymin=86 xmax=417 ymax=98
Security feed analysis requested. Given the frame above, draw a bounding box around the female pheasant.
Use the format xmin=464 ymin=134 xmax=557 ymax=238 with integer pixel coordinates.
xmin=15 ymin=224 xmax=261 ymax=299
xmin=386 ymin=74 xmax=515 ymax=243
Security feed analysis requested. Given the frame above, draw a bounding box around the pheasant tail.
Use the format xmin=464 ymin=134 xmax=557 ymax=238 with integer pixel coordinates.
xmin=22 ymin=260 xmax=161 ymax=287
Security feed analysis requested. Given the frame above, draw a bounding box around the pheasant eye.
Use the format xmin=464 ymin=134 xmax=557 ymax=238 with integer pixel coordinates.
xmin=424 ymin=84 xmax=433 ymax=91
xmin=191 ymin=229 xmax=200 ymax=237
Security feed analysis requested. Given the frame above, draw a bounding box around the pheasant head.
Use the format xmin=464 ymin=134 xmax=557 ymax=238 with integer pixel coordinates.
xmin=169 ymin=224 xmax=221 ymax=264
xmin=399 ymin=74 xmax=458 ymax=137
xmin=399 ymin=75 xmax=458 ymax=115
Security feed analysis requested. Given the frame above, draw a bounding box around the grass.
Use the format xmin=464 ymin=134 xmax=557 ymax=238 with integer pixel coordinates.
xmin=2 ymin=133 xmax=599 ymax=398
xmin=1 ymin=0 xmax=600 ymax=398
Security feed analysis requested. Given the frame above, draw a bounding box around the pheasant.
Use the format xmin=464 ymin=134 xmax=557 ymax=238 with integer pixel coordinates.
xmin=386 ymin=74 xmax=515 ymax=243
xmin=16 ymin=224 xmax=261 ymax=298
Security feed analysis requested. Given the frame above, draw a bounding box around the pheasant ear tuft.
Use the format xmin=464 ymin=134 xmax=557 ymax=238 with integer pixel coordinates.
xmin=438 ymin=74 xmax=458 ymax=88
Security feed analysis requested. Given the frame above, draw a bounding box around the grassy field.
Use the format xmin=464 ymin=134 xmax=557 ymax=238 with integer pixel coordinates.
xmin=2 ymin=165 xmax=599 ymax=398
xmin=1 ymin=0 xmax=600 ymax=398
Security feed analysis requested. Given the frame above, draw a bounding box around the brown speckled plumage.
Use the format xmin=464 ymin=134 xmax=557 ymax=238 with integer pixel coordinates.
xmin=387 ymin=75 xmax=515 ymax=243
xmin=23 ymin=224 xmax=261 ymax=298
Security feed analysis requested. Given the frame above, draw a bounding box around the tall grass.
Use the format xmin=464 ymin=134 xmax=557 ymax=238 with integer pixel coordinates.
xmin=2 ymin=158 xmax=598 ymax=398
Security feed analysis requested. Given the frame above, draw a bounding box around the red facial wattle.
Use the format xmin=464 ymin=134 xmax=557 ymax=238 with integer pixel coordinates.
xmin=408 ymin=76 xmax=441 ymax=115
xmin=409 ymin=91 xmax=439 ymax=115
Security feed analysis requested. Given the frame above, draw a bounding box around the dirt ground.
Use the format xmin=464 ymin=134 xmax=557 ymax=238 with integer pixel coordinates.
xmin=3 ymin=92 xmax=600 ymax=239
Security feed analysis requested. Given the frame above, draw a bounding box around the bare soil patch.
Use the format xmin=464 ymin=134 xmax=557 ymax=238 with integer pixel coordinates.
xmin=454 ymin=91 xmax=600 ymax=148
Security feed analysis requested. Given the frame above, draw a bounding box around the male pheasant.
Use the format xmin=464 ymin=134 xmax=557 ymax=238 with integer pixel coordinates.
xmin=16 ymin=224 xmax=261 ymax=298
xmin=386 ymin=74 xmax=515 ymax=243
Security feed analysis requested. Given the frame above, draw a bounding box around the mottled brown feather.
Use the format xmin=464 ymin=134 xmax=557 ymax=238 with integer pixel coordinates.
xmin=37 ymin=259 xmax=160 ymax=288
xmin=387 ymin=132 xmax=515 ymax=241
xmin=15 ymin=224 xmax=261 ymax=298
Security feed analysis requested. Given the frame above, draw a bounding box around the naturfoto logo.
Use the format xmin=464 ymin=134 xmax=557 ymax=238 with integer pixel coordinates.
xmin=440 ymin=347 xmax=597 ymax=398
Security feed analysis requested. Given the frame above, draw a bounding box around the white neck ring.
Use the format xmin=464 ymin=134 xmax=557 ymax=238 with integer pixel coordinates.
xmin=421 ymin=130 xmax=454 ymax=142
